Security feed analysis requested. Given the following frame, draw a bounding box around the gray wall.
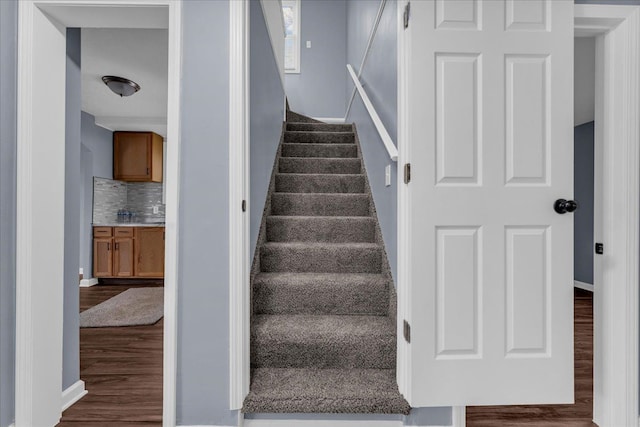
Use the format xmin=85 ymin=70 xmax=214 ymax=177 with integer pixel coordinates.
xmin=177 ymin=1 xmax=236 ymax=425
xmin=574 ymin=122 xmax=595 ymax=284
xmin=346 ymin=0 xmax=397 ymax=281
xmin=79 ymin=111 xmax=113 ymax=278
xmin=250 ymin=0 xmax=286 ymax=257
xmin=0 ymin=0 xmax=17 ymax=425
xmin=284 ymin=0 xmax=348 ymax=118
xmin=63 ymin=28 xmax=82 ymax=391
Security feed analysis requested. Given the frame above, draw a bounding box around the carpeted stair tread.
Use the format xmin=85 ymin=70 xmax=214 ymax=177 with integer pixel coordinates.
xmin=242 ymin=368 xmax=410 ymax=414
xmin=253 ymin=272 xmax=388 ymax=315
xmin=266 ymin=216 xmax=375 ymax=242
xmin=271 ymin=193 xmax=370 ymax=216
xmin=251 ymin=315 xmax=395 ymax=369
xmin=246 ymin=115 xmax=409 ymax=415
xmin=282 ymin=143 xmax=357 ymax=158
xmin=279 ymin=157 xmax=362 ymax=174
xmin=275 ymin=173 xmax=365 ymax=194
xmin=260 ymin=242 xmax=382 ymax=273
xmin=286 ymin=122 xmax=353 ymax=132
xmin=284 ymin=131 xmax=355 ymax=144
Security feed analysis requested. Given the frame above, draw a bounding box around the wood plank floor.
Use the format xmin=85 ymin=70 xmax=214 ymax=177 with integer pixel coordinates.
xmin=467 ymin=289 xmax=595 ymax=427
xmin=57 ymin=284 xmax=163 ymax=427
xmin=57 ymin=286 xmax=591 ymax=426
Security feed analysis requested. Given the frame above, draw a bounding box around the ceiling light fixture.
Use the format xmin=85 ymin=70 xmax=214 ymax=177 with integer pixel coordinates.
xmin=101 ymin=76 xmax=141 ymax=97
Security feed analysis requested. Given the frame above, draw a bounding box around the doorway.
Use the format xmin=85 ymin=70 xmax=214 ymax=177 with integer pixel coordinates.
xmin=465 ymin=31 xmax=600 ymax=427
xmin=15 ymin=2 xmax=181 ymax=426
xmin=396 ymin=3 xmax=640 ymax=426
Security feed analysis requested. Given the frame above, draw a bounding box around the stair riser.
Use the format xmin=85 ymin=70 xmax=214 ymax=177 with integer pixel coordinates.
xmin=282 ymin=144 xmax=357 ymax=158
xmin=253 ymin=281 xmax=388 ymax=315
xmin=266 ymin=217 xmax=375 ymax=243
xmin=279 ymin=158 xmax=361 ymax=174
xmin=285 ymin=132 xmax=355 ymax=144
xmin=251 ymin=338 xmax=395 ymax=369
xmin=286 ymin=123 xmax=353 ymax=132
xmin=275 ymin=174 xmax=365 ymax=194
xmin=260 ymin=245 xmax=382 ymax=273
xmin=271 ymin=194 xmax=369 ymax=216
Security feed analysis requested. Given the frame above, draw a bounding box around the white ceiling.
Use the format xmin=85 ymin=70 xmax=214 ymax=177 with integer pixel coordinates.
xmin=81 ymin=28 xmax=168 ymax=137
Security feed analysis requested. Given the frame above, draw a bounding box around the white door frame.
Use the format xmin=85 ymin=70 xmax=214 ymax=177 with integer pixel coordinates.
xmin=229 ymin=0 xmax=251 ymax=411
xmin=15 ymin=1 xmax=182 ymax=426
xmin=397 ymin=3 xmax=640 ymax=426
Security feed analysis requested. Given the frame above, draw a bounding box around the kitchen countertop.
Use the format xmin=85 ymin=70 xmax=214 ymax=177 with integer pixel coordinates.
xmin=93 ymin=222 xmax=165 ymax=227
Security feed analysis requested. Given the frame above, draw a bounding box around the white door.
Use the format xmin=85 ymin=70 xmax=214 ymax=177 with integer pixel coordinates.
xmin=404 ymin=0 xmax=574 ymax=406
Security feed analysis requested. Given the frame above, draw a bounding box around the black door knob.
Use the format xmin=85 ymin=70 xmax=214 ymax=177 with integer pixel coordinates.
xmin=554 ymin=199 xmax=578 ymax=214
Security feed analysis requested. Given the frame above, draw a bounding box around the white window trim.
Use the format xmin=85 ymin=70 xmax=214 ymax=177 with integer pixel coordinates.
xmin=283 ymin=0 xmax=300 ymax=74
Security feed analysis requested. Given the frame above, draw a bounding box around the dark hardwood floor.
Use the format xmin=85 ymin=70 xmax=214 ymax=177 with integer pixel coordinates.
xmin=57 ymin=284 xmax=163 ymax=427
xmin=467 ymin=289 xmax=595 ymax=427
xmin=57 ymin=286 xmax=591 ymax=426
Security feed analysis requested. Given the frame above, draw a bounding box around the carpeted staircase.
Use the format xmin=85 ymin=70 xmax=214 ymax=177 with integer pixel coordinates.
xmin=242 ymin=114 xmax=410 ymax=415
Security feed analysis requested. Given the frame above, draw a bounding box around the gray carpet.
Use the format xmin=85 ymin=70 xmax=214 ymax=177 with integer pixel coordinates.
xmin=243 ymin=114 xmax=410 ymax=415
xmin=80 ymin=287 xmax=164 ymax=328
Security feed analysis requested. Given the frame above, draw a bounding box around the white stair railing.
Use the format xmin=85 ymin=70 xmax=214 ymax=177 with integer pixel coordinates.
xmin=347 ymin=64 xmax=398 ymax=162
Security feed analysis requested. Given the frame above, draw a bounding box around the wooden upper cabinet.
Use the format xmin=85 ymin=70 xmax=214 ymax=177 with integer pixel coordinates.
xmin=113 ymin=131 xmax=163 ymax=182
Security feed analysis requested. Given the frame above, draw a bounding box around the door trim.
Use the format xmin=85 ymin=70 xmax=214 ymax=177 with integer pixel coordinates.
xmin=16 ymin=1 xmax=182 ymax=425
xmin=576 ymin=5 xmax=640 ymax=427
xmin=396 ymin=2 xmax=640 ymax=424
xmin=229 ymin=0 xmax=251 ymax=411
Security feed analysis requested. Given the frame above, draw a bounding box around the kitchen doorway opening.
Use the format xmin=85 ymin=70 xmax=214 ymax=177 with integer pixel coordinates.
xmin=15 ymin=2 xmax=181 ymax=426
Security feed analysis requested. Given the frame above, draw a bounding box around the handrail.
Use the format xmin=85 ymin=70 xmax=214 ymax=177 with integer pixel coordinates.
xmin=345 ymin=0 xmax=387 ymax=119
xmin=347 ymin=64 xmax=398 ymax=162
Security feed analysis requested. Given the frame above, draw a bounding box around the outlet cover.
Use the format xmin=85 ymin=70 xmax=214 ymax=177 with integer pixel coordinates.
xmin=153 ymin=205 xmax=159 ymax=214
xmin=306 ymin=40 xmax=311 ymax=48
xmin=385 ymin=165 xmax=391 ymax=187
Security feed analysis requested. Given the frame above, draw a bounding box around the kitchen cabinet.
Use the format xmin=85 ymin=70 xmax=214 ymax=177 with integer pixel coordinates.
xmin=134 ymin=227 xmax=165 ymax=277
xmin=93 ymin=227 xmax=113 ymax=277
xmin=113 ymin=228 xmax=134 ymax=277
xmin=93 ymin=226 xmax=164 ymax=278
xmin=113 ymin=131 xmax=163 ymax=182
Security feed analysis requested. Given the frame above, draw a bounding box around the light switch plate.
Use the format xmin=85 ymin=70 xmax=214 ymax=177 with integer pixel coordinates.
xmin=385 ymin=165 xmax=391 ymax=187
xmin=306 ymin=40 xmax=311 ymax=48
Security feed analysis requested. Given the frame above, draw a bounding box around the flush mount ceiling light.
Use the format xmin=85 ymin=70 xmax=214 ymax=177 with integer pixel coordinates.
xmin=101 ymin=75 xmax=141 ymax=97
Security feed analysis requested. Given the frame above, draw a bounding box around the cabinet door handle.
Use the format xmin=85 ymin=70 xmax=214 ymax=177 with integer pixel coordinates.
xmin=115 ymin=242 xmax=119 ymax=250
xmin=107 ymin=243 xmax=111 ymax=251
xmin=147 ymin=167 xmax=150 ymax=175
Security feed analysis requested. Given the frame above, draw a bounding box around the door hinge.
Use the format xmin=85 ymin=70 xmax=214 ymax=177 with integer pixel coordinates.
xmin=403 ymin=2 xmax=411 ymax=29
xmin=403 ymin=319 xmax=411 ymax=343
xmin=241 ymin=200 xmax=247 ymax=212
xmin=595 ymin=242 xmax=604 ymax=255
xmin=404 ymin=163 xmax=411 ymax=184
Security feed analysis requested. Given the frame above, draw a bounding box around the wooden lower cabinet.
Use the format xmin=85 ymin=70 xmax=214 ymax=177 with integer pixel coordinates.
xmin=114 ymin=237 xmax=134 ymax=277
xmin=93 ymin=238 xmax=113 ymax=277
xmin=93 ymin=226 xmax=164 ymax=278
xmin=134 ymin=227 xmax=165 ymax=277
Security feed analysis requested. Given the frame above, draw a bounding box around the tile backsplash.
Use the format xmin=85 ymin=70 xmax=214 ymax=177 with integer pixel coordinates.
xmin=93 ymin=177 xmax=165 ymax=224
xmin=93 ymin=178 xmax=127 ymax=224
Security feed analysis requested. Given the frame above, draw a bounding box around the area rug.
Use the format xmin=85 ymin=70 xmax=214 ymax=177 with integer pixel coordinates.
xmin=80 ymin=287 xmax=164 ymax=328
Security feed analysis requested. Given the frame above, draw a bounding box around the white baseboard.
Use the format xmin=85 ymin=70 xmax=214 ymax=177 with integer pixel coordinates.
xmin=311 ymin=117 xmax=347 ymax=124
xmin=452 ymin=406 xmax=466 ymax=427
xmin=79 ymin=278 xmax=99 ymax=287
xmin=574 ymin=280 xmax=594 ymax=292
xmin=61 ymin=379 xmax=88 ymax=412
